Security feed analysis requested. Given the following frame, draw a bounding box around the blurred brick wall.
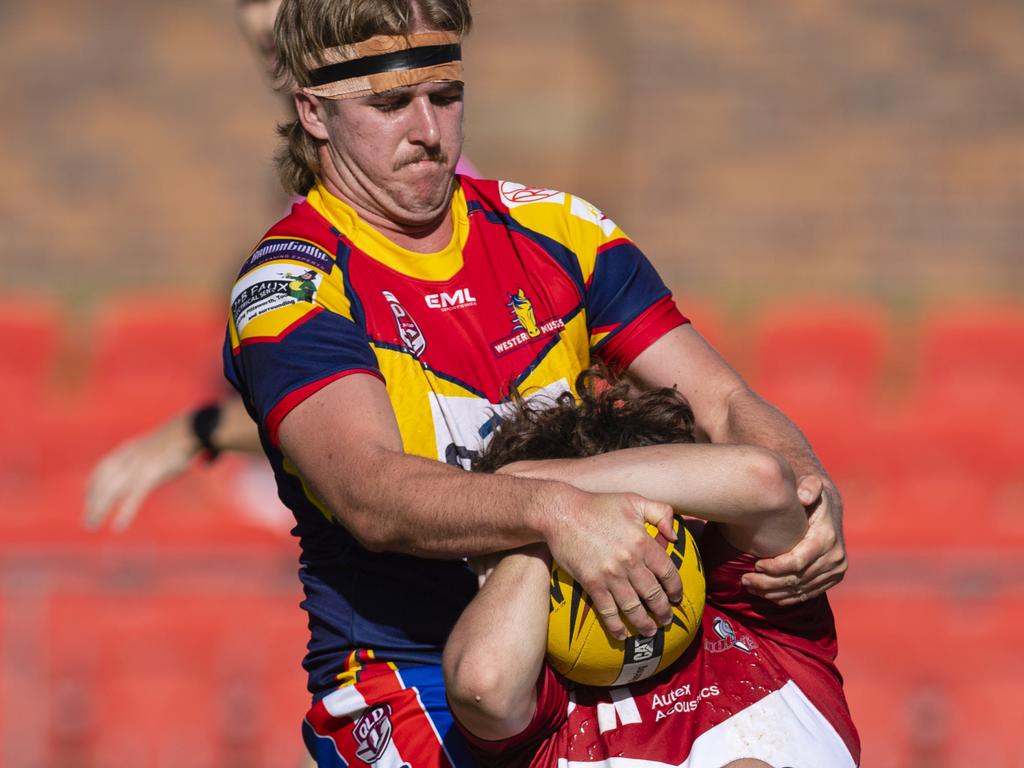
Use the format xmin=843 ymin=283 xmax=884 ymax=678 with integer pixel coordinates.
xmin=2 ymin=0 xmax=1023 ymax=313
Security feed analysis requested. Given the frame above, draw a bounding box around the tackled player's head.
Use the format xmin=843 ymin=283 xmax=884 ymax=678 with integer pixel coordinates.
xmin=475 ymin=370 xmax=698 ymax=473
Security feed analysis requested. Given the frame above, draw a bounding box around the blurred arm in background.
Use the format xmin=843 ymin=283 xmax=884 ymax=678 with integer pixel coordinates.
xmin=81 ymin=0 xmax=286 ymax=534
xmin=84 ymin=395 xmax=262 ymax=531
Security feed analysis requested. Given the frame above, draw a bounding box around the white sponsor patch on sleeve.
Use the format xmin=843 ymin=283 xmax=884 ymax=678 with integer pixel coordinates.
xmin=230 ymin=263 xmax=323 ymax=335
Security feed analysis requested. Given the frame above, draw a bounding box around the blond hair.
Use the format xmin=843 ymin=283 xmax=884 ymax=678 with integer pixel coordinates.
xmin=274 ymin=0 xmax=472 ymax=195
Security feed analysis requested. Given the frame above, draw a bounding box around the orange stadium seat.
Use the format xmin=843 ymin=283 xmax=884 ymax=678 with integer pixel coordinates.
xmin=42 ymin=583 xmax=308 ymax=767
xmin=0 ymin=296 xmax=62 ymax=394
xmin=0 ymin=298 xmax=63 ymax=523
xmin=81 ymin=294 xmax=229 ymax=418
xmin=749 ymin=301 xmax=887 ymax=413
xmin=748 ymin=301 xmax=888 ymax=479
xmin=832 ymin=584 xmax=1023 ymax=767
xmin=912 ymin=303 xmax=1024 ymax=424
xmin=841 ymin=413 xmax=1022 ymax=552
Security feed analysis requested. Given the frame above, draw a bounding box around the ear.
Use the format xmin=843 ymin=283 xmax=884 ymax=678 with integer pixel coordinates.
xmin=294 ymin=91 xmax=331 ymax=141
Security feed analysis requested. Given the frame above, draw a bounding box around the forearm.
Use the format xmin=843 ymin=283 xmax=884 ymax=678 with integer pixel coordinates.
xmin=716 ymin=387 xmax=833 ymax=488
xmin=294 ymin=442 xmax=574 ymax=558
xmin=505 ymin=444 xmax=807 ymax=557
xmin=443 ymin=545 xmax=551 ymax=740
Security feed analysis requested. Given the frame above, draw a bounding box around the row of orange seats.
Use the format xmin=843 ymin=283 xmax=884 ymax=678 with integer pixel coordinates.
xmin=0 ymin=563 xmax=309 ymax=768
xmin=831 ymin=578 xmax=1024 ymax=768
xmin=1 ymin=294 xmax=1021 ymax=553
xmin=1 ymin=565 xmax=1019 ymax=767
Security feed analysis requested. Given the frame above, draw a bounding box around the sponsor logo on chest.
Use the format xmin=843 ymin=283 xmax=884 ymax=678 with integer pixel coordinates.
xmin=424 ymin=287 xmax=477 ymax=311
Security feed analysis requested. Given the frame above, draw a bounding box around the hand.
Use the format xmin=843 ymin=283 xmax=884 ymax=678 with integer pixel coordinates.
xmin=742 ymin=475 xmax=848 ymax=605
xmin=83 ymin=413 xmax=201 ymax=531
xmin=544 ymin=491 xmax=682 ymax=640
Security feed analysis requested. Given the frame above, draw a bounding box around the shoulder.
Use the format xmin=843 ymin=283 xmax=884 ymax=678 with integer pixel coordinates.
xmin=236 ymin=200 xmax=339 ymax=281
xmin=462 ymin=178 xmax=629 ymax=274
xmin=464 ymin=178 xmax=617 ymax=231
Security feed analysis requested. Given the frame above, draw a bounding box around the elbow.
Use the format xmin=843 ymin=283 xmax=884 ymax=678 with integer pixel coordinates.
xmin=335 ymin=509 xmax=400 ymax=553
xmin=443 ymin=645 xmax=525 ymax=727
xmin=743 ymin=447 xmax=798 ymax=513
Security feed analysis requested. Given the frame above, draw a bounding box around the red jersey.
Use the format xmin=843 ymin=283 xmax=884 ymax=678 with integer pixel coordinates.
xmin=461 ymin=525 xmax=860 ymax=767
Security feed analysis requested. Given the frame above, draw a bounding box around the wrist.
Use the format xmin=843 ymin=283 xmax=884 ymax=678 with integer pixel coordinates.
xmin=524 ymin=480 xmax=586 ymax=547
xmin=190 ymin=402 xmax=223 ymax=462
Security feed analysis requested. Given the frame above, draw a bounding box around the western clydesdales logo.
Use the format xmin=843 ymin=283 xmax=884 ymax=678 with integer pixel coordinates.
xmin=353 ymin=703 xmax=395 ymax=764
xmin=382 ymin=290 xmax=426 ymax=358
xmin=491 ymin=288 xmax=565 ymax=357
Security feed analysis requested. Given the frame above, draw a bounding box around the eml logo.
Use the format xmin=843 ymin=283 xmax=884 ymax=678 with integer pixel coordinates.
xmin=425 ymin=287 xmax=477 ymax=311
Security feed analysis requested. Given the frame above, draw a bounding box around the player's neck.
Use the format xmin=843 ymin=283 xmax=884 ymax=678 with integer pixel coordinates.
xmin=356 ymin=199 xmax=454 ymax=253
xmin=317 ymin=169 xmax=455 ymax=254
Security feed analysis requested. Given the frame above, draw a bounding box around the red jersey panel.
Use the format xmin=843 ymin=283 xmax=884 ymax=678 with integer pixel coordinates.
xmin=462 ymin=525 xmax=860 ymax=767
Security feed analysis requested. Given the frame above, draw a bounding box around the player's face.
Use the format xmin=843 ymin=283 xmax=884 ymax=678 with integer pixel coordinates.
xmin=236 ymin=0 xmax=283 ymax=78
xmin=319 ymin=80 xmax=464 ymax=227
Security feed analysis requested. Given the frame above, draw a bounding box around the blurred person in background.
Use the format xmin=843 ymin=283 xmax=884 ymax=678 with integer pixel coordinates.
xmin=444 ymin=372 xmax=859 ymax=767
xmin=225 ymin=1 xmax=848 ymax=765
xmin=82 ymin=0 xmax=478 ymax=531
xmin=82 ymin=0 xmax=284 ymax=531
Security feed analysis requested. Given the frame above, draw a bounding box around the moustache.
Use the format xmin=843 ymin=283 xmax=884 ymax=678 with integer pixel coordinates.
xmin=393 ymin=148 xmax=449 ymax=172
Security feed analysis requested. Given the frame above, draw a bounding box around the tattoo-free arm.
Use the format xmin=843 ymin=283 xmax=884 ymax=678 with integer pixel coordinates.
xmin=503 ymin=443 xmax=808 ymax=558
xmin=444 ymin=545 xmax=552 ymax=741
xmin=626 ymin=324 xmax=848 ymax=601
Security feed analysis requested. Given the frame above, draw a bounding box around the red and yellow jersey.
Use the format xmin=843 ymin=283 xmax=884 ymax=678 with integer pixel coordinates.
xmin=224 ymin=176 xmax=687 ymax=696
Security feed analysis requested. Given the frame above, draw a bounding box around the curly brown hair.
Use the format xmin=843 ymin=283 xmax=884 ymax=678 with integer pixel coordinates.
xmin=474 ymin=370 xmax=697 ymax=473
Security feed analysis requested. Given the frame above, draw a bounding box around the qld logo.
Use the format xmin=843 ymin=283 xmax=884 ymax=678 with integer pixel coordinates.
xmin=491 ymin=288 xmax=564 ymax=357
xmin=383 ymin=290 xmax=426 ymax=358
xmin=353 ymin=704 xmax=394 ymax=764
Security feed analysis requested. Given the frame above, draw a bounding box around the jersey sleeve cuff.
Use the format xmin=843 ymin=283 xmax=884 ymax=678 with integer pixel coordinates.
xmin=599 ymin=295 xmax=689 ymax=373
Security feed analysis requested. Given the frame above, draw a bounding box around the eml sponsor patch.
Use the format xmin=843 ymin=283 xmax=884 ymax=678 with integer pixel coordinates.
xmin=231 ymin=263 xmax=322 ymax=334
xmin=241 ymin=237 xmax=334 ymax=275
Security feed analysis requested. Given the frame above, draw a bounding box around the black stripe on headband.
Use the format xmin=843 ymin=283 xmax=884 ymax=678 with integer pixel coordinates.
xmin=309 ymin=44 xmax=461 ymax=87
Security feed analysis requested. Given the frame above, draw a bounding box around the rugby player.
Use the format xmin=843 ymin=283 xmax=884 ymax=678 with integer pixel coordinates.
xmin=444 ymin=373 xmax=860 ymax=766
xmin=221 ymin=1 xmax=849 ymax=765
xmin=82 ymin=0 xmax=479 ymax=532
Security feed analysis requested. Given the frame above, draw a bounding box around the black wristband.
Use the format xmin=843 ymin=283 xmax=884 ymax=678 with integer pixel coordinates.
xmin=191 ymin=403 xmax=223 ymax=462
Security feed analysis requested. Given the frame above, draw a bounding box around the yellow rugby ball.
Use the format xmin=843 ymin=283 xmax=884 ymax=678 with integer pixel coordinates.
xmin=546 ymin=516 xmax=705 ymax=687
